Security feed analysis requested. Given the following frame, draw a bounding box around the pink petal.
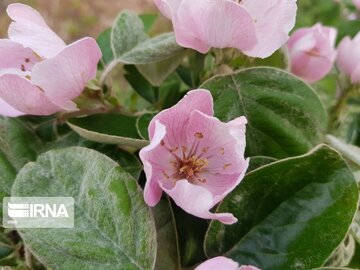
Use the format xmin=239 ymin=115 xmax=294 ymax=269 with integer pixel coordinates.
xmin=0 ymin=97 xmax=24 ymax=117
xmin=31 ymin=37 xmax=102 ymax=109
xmin=239 ymin=266 xmax=261 ymax=270
xmin=0 ymin=74 xmax=61 ymax=115
xmin=175 ymin=0 xmax=257 ymax=53
xmin=351 ymin=65 xmax=360 ymax=83
xmin=354 ymin=0 xmax=360 ymax=9
xmin=154 ymin=0 xmax=181 ymax=20
xmin=148 ymin=89 xmax=213 ymax=145
xmin=337 ymin=35 xmax=360 ymax=77
xmin=186 ymin=110 xmax=246 ymax=175
xmin=162 ymin=179 xmax=237 ymax=224
xmin=7 ymin=3 xmax=66 ymax=58
xmin=242 ymin=0 xmax=297 ymax=58
xmin=140 ymin=120 xmax=168 ymax=207
xmin=0 ymin=39 xmax=38 ymax=70
xmin=291 ymin=52 xmax=334 ymax=83
xmin=195 ymin=257 xmax=239 ymax=270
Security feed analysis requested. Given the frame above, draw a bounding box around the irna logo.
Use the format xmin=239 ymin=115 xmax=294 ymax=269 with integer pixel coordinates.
xmin=3 ymin=197 xmax=74 ymax=228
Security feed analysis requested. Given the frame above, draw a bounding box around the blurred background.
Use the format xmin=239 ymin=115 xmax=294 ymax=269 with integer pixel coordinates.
xmin=0 ymin=0 xmax=156 ymax=42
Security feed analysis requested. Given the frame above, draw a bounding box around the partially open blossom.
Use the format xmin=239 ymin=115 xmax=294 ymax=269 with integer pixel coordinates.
xmin=337 ymin=33 xmax=360 ymax=83
xmin=139 ymin=89 xmax=248 ymax=224
xmin=287 ymin=23 xmax=337 ymax=83
xmin=0 ymin=3 xmax=102 ymax=117
xmin=195 ymin=257 xmax=261 ymax=270
xmin=154 ymin=0 xmax=297 ymax=58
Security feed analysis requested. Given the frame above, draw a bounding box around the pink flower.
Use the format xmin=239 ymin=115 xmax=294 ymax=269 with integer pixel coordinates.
xmin=195 ymin=257 xmax=261 ymax=270
xmin=0 ymin=3 xmax=102 ymax=117
xmin=287 ymin=23 xmax=337 ymax=83
xmin=354 ymin=0 xmax=360 ymax=9
xmin=154 ymin=0 xmax=297 ymax=58
xmin=337 ymin=33 xmax=360 ymax=83
xmin=139 ymin=89 xmax=249 ymax=224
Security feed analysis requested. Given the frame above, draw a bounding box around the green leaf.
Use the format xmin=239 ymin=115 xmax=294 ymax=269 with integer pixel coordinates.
xmin=111 ymin=10 xmax=147 ymax=60
xmin=153 ymin=199 xmax=181 ymax=270
xmin=12 ymin=147 xmax=156 ymax=270
xmin=205 ymin=145 xmax=358 ymax=270
xmin=201 ymin=67 xmax=328 ymax=158
xmin=111 ymin=11 xmax=183 ymax=65
xmin=97 ymin=28 xmax=115 ymax=66
xmin=248 ymin=156 xmax=277 ymax=172
xmin=0 ymin=117 xmax=42 ymax=216
xmin=326 ymin=135 xmax=360 ymax=166
xmin=136 ymin=113 xmax=156 ymax=140
xmin=325 ymin=235 xmax=355 ymax=267
xmin=67 ymin=114 xmax=149 ymax=149
xmin=124 ymin=65 xmax=157 ymax=103
xmin=139 ymin=14 xmax=158 ymax=33
xmin=119 ymin=33 xmax=184 ymax=65
xmin=137 ymin=50 xmax=186 ymax=86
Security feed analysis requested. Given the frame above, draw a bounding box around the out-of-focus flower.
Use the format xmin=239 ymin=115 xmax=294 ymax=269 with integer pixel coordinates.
xmin=140 ymin=89 xmax=248 ymax=224
xmin=354 ymin=0 xmax=360 ymax=9
xmin=287 ymin=23 xmax=337 ymax=83
xmin=0 ymin=3 xmax=102 ymax=117
xmin=154 ymin=0 xmax=297 ymax=58
xmin=337 ymin=33 xmax=360 ymax=83
xmin=195 ymin=257 xmax=261 ymax=270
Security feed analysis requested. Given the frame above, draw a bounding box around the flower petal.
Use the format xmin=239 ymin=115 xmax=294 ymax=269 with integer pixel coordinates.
xmin=31 ymin=37 xmax=102 ymax=109
xmin=148 ymin=89 xmax=213 ymax=146
xmin=7 ymin=3 xmax=66 ymax=58
xmin=243 ymin=0 xmax=297 ymax=58
xmin=0 ymin=97 xmax=24 ymax=117
xmin=154 ymin=0 xmax=181 ymax=20
xmin=0 ymin=39 xmax=38 ymax=70
xmin=195 ymin=257 xmax=239 ymax=270
xmin=176 ymin=0 xmax=257 ymax=52
xmin=162 ymin=179 xmax=237 ymax=224
xmin=140 ymin=120 xmax=168 ymax=207
xmin=0 ymin=74 xmax=61 ymax=115
xmin=186 ymin=110 xmax=246 ymax=175
xmin=239 ymin=266 xmax=261 ymax=270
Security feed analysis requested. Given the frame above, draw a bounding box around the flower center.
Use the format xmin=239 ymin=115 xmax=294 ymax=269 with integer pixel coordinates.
xmin=161 ymin=132 xmax=209 ymax=184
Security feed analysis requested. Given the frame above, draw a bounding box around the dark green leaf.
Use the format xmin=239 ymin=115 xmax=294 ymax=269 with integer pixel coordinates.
xmin=248 ymin=156 xmax=277 ymax=172
xmin=205 ymin=145 xmax=358 ymax=270
xmin=67 ymin=114 xmax=149 ymax=149
xmin=201 ymin=67 xmax=328 ymax=158
xmin=97 ymin=28 xmax=115 ymax=66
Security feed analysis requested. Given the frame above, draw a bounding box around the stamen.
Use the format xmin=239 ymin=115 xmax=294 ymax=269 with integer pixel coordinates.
xmin=21 ymin=64 xmax=26 ymax=72
xmin=25 ymin=58 xmax=30 ymax=63
xmin=219 ymin=147 xmax=225 ymax=155
xmin=162 ymin=171 xmax=170 ymax=179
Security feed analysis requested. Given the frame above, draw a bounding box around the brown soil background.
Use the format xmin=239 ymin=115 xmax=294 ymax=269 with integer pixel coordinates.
xmin=0 ymin=0 xmax=157 ymax=42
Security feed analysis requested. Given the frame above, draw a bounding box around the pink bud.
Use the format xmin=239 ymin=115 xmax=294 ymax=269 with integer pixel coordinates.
xmin=337 ymin=33 xmax=360 ymax=83
xmin=287 ymin=23 xmax=337 ymax=83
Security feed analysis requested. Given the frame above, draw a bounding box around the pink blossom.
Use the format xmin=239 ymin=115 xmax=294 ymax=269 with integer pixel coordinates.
xmin=195 ymin=256 xmax=261 ymax=270
xmin=337 ymin=33 xmax=360 ymax=83
xmin=0 ymin=3 xmax=102 ymax=117
xmin=287 ymin=23 xmax=337 ymax=83
xmin=154 ymin=0 xmax=297 ymax=58
xmin=139 ymin=89 xmax=249 ymax=224
xmin=354 ymin=0 xmax=360 ymax=9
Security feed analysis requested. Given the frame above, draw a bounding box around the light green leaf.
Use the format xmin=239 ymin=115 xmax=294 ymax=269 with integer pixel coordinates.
xmin=201 ymin=67 xmax=328 ymax=158
xmin=12 ymin=147 xmax=156 ymax=270
xmin=205 ymin=145 xmax=358 ymax=270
